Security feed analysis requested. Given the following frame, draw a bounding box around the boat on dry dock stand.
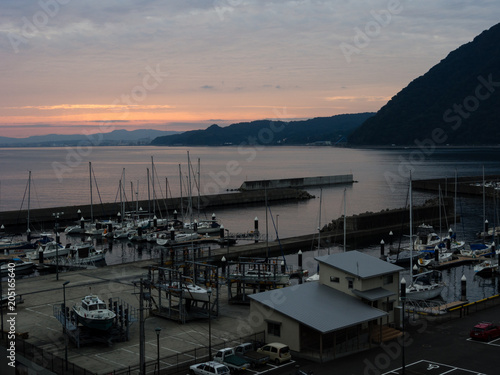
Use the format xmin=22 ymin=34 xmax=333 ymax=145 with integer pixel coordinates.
xmin=72 ymin=294 xmax=116 ymax=331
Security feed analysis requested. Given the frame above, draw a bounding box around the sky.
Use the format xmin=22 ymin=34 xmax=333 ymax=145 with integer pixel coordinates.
xmin=0 ymin=0 xmax=499 ymax=138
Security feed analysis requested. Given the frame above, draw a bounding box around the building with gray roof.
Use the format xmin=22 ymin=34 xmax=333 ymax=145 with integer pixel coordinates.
xmin=249 ymin=251 xmax=404 ymax=362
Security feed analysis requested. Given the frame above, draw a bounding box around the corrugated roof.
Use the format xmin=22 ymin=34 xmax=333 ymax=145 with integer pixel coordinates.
xmin=352 ymin=287 xmax=395 ymax=301
xmin=249 ymin=282 xmax=387 ymax=334
xmin=315 ymin=251 xmax=403 ymax=279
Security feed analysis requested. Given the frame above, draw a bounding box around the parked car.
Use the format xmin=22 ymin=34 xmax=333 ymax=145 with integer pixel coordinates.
xmin=189 ymin=361 xmax=231 ymax=375
xmin=257 ymin=342 xmax=291 ymax=364
xmin=213 ymin=348 xmax=250 ymax=372
xmin=469 ymin=322 xmax=500 ymax=341
xmin=234 ymin=342 xmax=269 ymax=367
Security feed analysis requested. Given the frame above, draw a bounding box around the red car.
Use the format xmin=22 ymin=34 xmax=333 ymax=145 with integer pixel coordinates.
xmin=470 ymin=322 xmax=500 ymax=341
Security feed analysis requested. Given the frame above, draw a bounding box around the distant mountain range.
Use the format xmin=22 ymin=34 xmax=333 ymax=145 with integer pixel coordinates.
xmin=349 ymin=22 xmax=500 ymax=146
xmin=0 ymin=129 xmax=180 ymax=147
xmin=151 ymin=113 xmax=375 ymax=146
xmin=7 ymin=20 xmax=497 ymax=150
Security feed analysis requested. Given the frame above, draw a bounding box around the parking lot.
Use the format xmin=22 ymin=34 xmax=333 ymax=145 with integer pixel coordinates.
xmin=383 ymin=360 xmax=488 ymax=375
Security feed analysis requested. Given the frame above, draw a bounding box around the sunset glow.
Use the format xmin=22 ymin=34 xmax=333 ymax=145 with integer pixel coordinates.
xmin=1 ymin=2 xmax=498 ymax=138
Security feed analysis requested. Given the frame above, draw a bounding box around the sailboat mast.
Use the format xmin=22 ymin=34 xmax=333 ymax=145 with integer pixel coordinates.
xmin=318 ymin=188 xmax=323 ymax=254
xmin=147 ymin=168 xmax=151 ymax=217
xmin=27 ymin=170 xmax=31 ymax=233
xmin=179 ymin=164 xmax=184 ymax=222
xmin=438 ymin=184 xmax=442 ymax=237
xmin=483 ymin=165 xmax=486 ymax=236
xmin=151 ymin=156 xmax=156 ymax=217
xmin=89 ymin=162 xmax=93 ymax=223
xmin=409 ymin=174 xmax=414 ymax=282
xmin=343 ymin=188 xmax=347 ymax=252
xmin=187 ymin=151 xmax=193 ymax=224
xmin=197 ymin=158 xmax=201 ymax=220
xmin=122 ymin=168 xmax=126 ymax=219
xmin=454 ymin=170 xmax=457 ymax=232
xmin=265 ymin=188 xmax=269 ymax=258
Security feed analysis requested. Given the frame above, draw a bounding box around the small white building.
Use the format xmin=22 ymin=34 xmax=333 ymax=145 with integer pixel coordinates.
xmin=249 ymin=251 xmax=403 ymax=362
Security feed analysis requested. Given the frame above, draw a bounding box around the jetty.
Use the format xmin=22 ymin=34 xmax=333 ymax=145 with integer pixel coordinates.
xmin=0 ymin=188 xmax=313 ymax=232
xmin=239 ymin=173 xmax=354 ymax=190
xmin=413 ymin=174 xmax=500 ymax=197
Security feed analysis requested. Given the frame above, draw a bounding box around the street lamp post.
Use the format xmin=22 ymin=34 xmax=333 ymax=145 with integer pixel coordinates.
xmin=225 ymin=229 xmax=230 ymax=255
xmin=155 ymin=327 xmax=161 ymax=375
xmin=400 ymin=278 xmax=406 ymax=375
xmin=207 ymin=288 xmax=212 ymax=361
xmin=62 ymin=281 xmax=70 ymax=370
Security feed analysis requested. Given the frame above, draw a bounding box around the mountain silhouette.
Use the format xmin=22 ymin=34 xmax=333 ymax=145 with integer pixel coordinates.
xmin=151 ymin=113 xmax=374 ymax=146
xmin=349 ymin=23 xmax=500 ymax=146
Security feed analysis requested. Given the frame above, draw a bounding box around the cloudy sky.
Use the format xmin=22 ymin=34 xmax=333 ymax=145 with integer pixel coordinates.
xmin=1 ymin=0 xmax=499 ymax=138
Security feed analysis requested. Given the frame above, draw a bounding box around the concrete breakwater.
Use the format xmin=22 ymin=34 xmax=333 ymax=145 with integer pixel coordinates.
xmin=239 ymin=173 xmax=353 ymax=190
xmin=0 ymin=188 xmax=313 ymax=232
xmin=413 ymin=174 xmax=500 ymax=197
xmin=206 ymin=198 xmax=456 ymax=262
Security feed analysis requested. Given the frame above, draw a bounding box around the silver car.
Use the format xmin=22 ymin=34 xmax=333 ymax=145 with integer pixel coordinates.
xmin=189 ymin=361 xmax=231 ymax=375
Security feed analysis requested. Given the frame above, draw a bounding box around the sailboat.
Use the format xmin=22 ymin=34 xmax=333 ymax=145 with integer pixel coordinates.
xmin=404 ymin=175 xmax=445 ymax=300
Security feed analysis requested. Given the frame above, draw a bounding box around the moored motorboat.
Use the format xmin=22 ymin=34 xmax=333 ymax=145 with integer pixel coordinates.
xmin=0 ymin=257 xmax=35 ymax=276
xmin=26 ymin=241 xmax=67 ymax=260
xmin=72 ymin=294 xmax=116 ymax=330
xmin=165 ymin=281 xmax=209 ymax=302
xmin=230 ymin=268 xmax=291 ymax=285
xmin=474 ymin=259 xmax=498 ymax=276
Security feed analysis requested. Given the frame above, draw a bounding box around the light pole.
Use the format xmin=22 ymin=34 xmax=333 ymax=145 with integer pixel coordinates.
xmin=155 ymin=327 xmax=161 ymax=375
xmin=225 ymin=229 xmax=230 ymax=255
xmin=400 ymin=278 xmax=406 ymax=375
xmin=62 ymin=281 xmax=70 ymax=371
xmin=207 ymin=287 xmax=212 ymax=361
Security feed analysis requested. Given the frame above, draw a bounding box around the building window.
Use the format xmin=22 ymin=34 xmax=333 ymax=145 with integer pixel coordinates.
xmin=330 ymin=276 xmax=340 ymax=283
xmin=346 ymin=277 xmax=354 ymax=289
xmin=267 ymin=321 xmax=281 ymax=337
xmin=384 ymin=274 xmax=394 ymax=285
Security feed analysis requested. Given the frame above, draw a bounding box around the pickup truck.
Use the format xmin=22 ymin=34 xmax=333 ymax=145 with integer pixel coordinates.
xmin=213 ymin=348 xmax=250 ymax=373
xmin=234 ymin=343 xmax=269 ymax=368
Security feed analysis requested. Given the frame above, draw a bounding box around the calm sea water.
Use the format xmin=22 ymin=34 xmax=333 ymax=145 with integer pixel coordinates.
xmin=2 ymin=146 xmax=500 ymax=300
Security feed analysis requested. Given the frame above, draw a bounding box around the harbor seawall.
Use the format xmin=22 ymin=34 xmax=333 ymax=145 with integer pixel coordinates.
xmin=0 ymin=188 xmax=312 ymax=232
xmin=208 ymin=198 xmax=456 ymax=261
xmin=240 ymin=174 xmax=353 ymax=190
xmin=413 ymin=174 xmax=500 ymax=197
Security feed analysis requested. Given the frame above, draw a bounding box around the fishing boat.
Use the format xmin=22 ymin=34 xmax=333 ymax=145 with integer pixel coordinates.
xmin=72 ymin=294 xmax=116 ymax=330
